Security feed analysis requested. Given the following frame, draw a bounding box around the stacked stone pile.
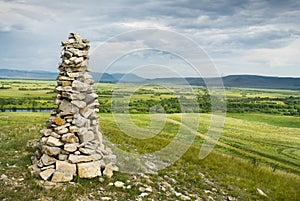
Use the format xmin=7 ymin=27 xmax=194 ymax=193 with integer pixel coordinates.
xmin=30 ymin=33 xmax=117 ymax=182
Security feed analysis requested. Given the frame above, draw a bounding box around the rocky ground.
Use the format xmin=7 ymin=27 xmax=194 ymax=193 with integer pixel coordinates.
xmin=1 ymin=167 xmax=240 ymax=201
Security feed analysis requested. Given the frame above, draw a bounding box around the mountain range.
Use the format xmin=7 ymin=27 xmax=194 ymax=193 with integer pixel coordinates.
xmin=0 ymin=69 xmax=300 ymax=90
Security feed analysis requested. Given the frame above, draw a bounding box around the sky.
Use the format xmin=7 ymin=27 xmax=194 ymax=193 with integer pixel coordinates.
xmin=0 ymin=0 xmax=300 ymax=78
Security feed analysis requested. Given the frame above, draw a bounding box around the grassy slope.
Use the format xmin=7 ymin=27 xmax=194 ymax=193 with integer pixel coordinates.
xmin=0 ymin=112 xmax=299 ymax=200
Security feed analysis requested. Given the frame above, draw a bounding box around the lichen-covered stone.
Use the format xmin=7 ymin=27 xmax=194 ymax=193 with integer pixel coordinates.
xmin=53 ymin=117 xmax=65 ymax=126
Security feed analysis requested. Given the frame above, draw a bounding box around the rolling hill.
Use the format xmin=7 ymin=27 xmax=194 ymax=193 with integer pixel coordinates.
xmin=0 ymin=69 xmax=299 ymax=90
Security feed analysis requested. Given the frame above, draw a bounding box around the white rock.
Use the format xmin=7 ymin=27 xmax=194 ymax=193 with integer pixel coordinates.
xmin=257 ymin=188 xmax=268 ymax=197
xmin=0 ymin=174 xmax=8 ymax=181
xmin=139 ymin=187 xmax=146 ymax=192
xmin=67 ymin=72 xmax=80 ymax=78
xmin=101 ymin=197 xmax=111 ymax=201
xmin=114 ymin=181 xmax=124 ymax=188
xmin=139 ymin=193 xmax=149 ymax=197
xmin=57 ymin=75 xmax=73 ymax=81
xmin=180 ymin=195 xmax=191 ymax=200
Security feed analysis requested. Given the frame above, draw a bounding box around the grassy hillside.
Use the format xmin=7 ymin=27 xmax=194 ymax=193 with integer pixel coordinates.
xmin=0 ymin=112 xmax=299 ymax=200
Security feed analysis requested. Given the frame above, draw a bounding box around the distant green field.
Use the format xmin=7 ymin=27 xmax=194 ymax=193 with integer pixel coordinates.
xmin=0 ymin=79 xmax=56 ymax=98
xmin=225 ymin=87 xmax=300 ymax=98
xmin=1 ymin=80 xmax=300 ymax=115
xmin=227 ymin=113 xmax=300 ymax=128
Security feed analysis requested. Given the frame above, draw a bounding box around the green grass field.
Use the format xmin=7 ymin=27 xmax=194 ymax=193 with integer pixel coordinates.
xmin=0 ymin=112 xmax=299 ymax=200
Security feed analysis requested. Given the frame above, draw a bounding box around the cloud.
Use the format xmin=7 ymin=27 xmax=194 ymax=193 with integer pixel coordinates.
xmin=0 ymin=0 xmax=300 ymax=77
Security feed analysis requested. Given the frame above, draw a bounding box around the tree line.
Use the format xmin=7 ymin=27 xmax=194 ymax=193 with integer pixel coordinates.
xmin=1 ymin=92 xmax=300 ymax=116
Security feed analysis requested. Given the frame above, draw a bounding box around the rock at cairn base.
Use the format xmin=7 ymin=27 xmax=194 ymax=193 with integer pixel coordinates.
xmin=30 ymin=33 xmax=116 ymax=182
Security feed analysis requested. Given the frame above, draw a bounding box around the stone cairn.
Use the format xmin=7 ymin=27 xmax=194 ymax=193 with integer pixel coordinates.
xmin=30 ymin=33 xmax=117 ymax=182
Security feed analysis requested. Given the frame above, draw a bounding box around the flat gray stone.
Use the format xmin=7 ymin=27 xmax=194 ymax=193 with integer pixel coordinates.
xmin=73 ymin=114 xmax=89 ymax=127
xmin=71 ymin=100 xmax=86 ymax=108
xmin=56 ymin=160 xmax=76 ymax=176
xmin=68 ymin=154 xmax=102 ymax=163
xmin=80 ymin=107 xmax=93 ymax=118
xmin=58 ymin=99 xmax=73 ymax=115
xmin=77 ymin=161 xmax=101 ymax=178
xmin=85 ymin=93 xmax=98 ymax=104
xmin=72 ymin=80 xmax=90 ymax=92
xmin=78 ymin=127 xmax=94 ymax=143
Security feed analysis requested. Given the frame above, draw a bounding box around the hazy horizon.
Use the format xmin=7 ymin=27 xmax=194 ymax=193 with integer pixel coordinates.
xmin=1 ymin=67 xmax=300 ymax=79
